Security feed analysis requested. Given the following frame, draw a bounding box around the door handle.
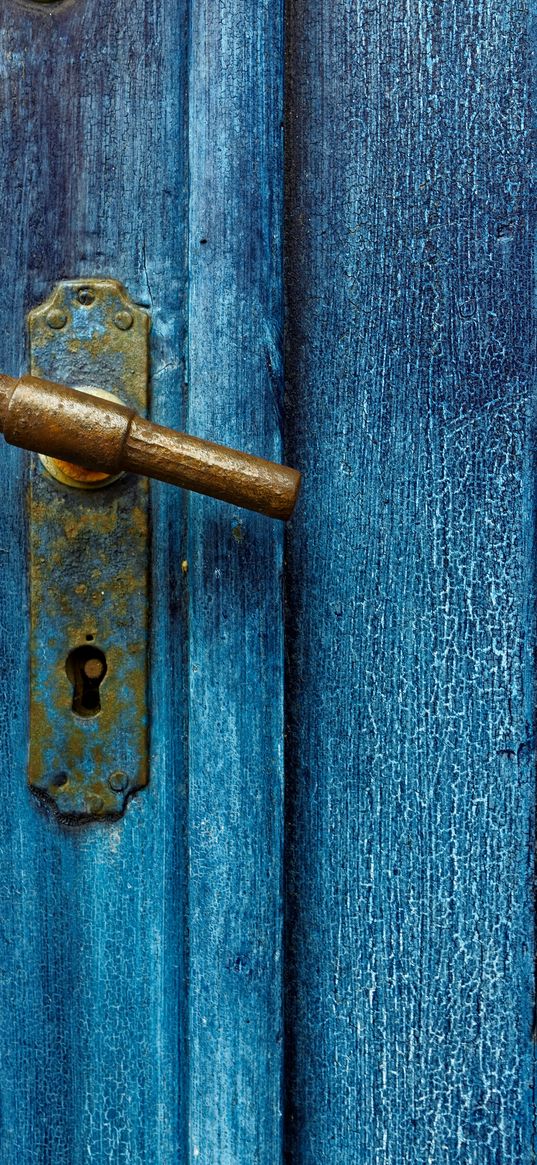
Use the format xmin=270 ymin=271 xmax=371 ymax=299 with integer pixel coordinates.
xmin=23 ymin=277 xmax=297 ymax=823
xmin=0 ymin=373 xmax=300 ymax=520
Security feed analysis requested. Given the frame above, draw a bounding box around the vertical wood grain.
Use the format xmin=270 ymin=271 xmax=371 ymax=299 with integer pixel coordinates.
xmin=0 ymin=1 xmax=188 ymax=1160
xmin=187 ymin=0 xmax=285 ymax=1160
xmin=284 ymin=0 xmax=535 ymax=1161
xmin=0 ymin=0 xmax=285 ymax=1160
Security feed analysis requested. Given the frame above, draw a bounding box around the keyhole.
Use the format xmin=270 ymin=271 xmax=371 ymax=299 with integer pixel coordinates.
xmin=65 ymin=646 xmax=107 ymax=718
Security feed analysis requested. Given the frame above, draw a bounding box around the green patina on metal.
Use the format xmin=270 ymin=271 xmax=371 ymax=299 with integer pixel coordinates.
xmin=28 ymin=279 xmax=149 ymax=823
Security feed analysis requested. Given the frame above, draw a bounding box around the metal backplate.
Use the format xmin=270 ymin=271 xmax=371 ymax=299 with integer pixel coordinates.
xmin=28 ymin=279 xmax=149 ymax=822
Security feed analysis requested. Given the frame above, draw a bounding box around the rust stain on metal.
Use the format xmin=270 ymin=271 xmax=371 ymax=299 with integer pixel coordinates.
xmin=0 ymin=372 xmax=301 ymax=518
xmin=0 ymin=308 xmax=301 ymax=518
xmin=27 ymin=279 xmax=150 ymax=824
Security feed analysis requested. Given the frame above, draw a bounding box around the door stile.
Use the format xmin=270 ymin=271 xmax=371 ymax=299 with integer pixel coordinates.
xmin=187 ymin=0 xmax=285 ymax=1159
xmin=283 ymin=0 xmax=536 ymax=1160
xmin=0 ymin=1 xmax=189 ymax=1159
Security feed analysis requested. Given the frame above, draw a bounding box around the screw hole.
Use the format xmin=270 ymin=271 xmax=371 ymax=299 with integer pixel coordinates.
xmin=50 ymin=771 xmax=68 ymax=789
xmin=77 ymin=287 xmax=96 ymax=307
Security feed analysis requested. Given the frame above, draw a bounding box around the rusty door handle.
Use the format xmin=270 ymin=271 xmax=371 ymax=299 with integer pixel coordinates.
xmin=0 ymin=374 xmax=300 ymax=519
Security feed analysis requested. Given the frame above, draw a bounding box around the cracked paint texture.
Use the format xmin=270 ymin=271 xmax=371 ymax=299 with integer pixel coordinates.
xmin=284 ymin=0 xmax=535 ymax=1161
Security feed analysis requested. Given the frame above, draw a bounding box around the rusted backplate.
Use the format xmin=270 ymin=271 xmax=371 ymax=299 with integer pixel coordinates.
xmin=28 ymin=279 xmax=149 ymax=822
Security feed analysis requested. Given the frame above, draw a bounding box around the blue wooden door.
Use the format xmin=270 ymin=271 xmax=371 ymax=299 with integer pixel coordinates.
xmin=284 ymin=0 xmax=535 ymax=1162
xmin=0 ymin=0 xmax=534 ymax=1162
xmin=0 ymin=0 xmax=283 ymax=1161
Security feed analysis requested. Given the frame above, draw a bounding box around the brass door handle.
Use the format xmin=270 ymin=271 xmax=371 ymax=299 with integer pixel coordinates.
xmin=0 ymin=374 xmax=300 ymax=519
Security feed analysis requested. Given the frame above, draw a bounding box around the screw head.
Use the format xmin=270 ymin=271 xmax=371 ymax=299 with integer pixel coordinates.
xmin=108 ymin=771 xmax=129 ymax=793
xmin=77 ymin=287 xmax=96 ymax=306
xmin=46 ymin=308 xmax=67 ymax=330
xmin=114 ymin=310 xmax=134 ymax=331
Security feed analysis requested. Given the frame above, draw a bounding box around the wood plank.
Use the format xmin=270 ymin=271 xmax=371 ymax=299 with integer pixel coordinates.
xmin=0 ymin=2 xmax=188 ymax=1159
xmin=187 ymin=0 xmax=285 ymax=1159
xmin=284 ymin=0 xmax=535 ymax=1160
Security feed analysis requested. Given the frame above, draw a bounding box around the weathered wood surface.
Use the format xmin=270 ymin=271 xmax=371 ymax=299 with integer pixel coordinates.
xmin=284 ymin=0 xmax=535 ymax=1161
xmin=0 ymin=0 xmax=283 ymax=1161
xmin=0 ymin=1 xmax=188 ymax=1160
xmin=187 ymin=0 xmax=284 ymax=1161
